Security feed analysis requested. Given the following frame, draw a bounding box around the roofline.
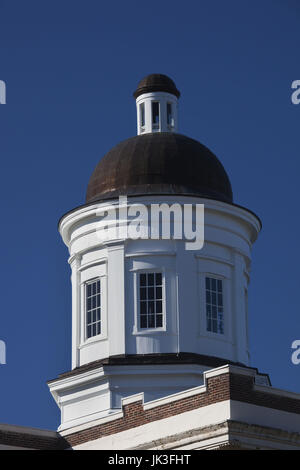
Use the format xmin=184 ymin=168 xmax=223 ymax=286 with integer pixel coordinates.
xmin=133 ymin=85 xmax=180 ymax=99
xmin=47 ymin=352 xmax=270 ymax=384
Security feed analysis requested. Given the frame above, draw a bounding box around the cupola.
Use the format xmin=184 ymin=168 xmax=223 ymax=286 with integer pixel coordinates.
xmin=50 ymin=74 xmax=261 ymax=434
xmin=133 ymin=74 xmax=180 ymax=134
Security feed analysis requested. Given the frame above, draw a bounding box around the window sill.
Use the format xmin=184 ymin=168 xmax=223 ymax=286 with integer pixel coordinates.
xmin=79 ymin=334 xmax=108 ymax=348
xmin=132 ymin=328 xmax=167 ymax=336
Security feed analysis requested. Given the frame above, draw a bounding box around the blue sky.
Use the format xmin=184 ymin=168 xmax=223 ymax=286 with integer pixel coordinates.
xmin=0 ymin=0 xmax=299 ymax=430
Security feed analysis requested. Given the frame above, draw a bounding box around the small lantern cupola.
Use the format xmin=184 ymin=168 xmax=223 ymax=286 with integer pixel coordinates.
xmin=133 ymin=74 xmax=180 ymax=135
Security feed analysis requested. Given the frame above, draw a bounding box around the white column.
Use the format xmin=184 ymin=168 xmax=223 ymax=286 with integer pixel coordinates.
xmin=69 ymin=254 xmax=81 ymax=369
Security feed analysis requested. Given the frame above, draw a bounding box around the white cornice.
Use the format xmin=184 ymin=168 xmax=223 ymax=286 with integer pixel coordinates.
xmin=59 ymin=196 xmax=261 ymax=247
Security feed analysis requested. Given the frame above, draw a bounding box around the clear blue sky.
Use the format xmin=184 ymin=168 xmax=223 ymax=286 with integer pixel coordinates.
xmin=0 ymin=0 xmax=299 ymax=430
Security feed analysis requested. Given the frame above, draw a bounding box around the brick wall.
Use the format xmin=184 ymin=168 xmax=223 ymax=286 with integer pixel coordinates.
xmin=0 ymin=430 xmax=67 ymax=450
xmin=64 ymin=371 xmax=300 ymax=448
xmin=65 ymin=373 xmax=230 ymax=447
xmin=230 ymin=374 xmax=300 ymax=414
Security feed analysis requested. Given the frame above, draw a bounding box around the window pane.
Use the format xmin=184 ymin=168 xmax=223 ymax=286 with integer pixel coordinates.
xmin=156 ymin=286 xmax=162 ymax=299
xmin=148 ymin=301 xmax=154 ymax=314
xmin=152 ymin=102 xmax=159 ymax=125
xmin=140 ymin=301 xmax=147 ymax=314
xmin=156 ymin=301 xmax=162 ymax=313
xmin=212 ymin=306 xmax=217 ymax=319
xmin=148 ymin=287 xmax=154 ymax=299
xmin=87 ymin=325 xmax=92 ymax=338
xmin=148 ymin=315 xmax=155 ymax=328
xmin=140 ymin=102 xmax=145 ymax=127
xmin=140 ymin=287 xmax=147 ymax=300
xmin=140 ymin=274 xmax=147 ymax=286
xmin=211 ymin=279 xmax=216 ymax=291
xmin=167 ymin=103 xmax=172 ymax=125
xmin=155 ymin=273 xmax=162 ymax=285
xmin=140 ymin=315 xmax=147 ymax=328
xmin=148 ymin=273 xmax=154 ymax=285
xmin=156 ymin=314 xmax=163 ymax=328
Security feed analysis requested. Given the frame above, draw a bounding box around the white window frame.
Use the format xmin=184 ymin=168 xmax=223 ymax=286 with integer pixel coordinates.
xmin=198 ymin=272 xmax=230 ymax=342
xmin=205 ymin=276 xmax=224 ymax=335
xmin=79 ymin=273 xmax=108 ymax=346
xmin=85 ymin=278 xmax=102 ymax=340
xmin=133 ymin=269 xmax=166 ymax=334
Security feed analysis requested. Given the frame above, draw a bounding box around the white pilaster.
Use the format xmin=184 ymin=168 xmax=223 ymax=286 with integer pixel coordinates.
xmin=69 ymin=254 xmax=81 ymax=369
xmin=107 ymin=243 xmax=126 ymax=357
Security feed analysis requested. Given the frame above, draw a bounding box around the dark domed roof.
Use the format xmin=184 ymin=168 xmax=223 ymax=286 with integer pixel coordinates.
xmin=86 ymin=133 xmax=233 ymax=204
xmin=133 ymin=74 xmax=180 ymax=99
